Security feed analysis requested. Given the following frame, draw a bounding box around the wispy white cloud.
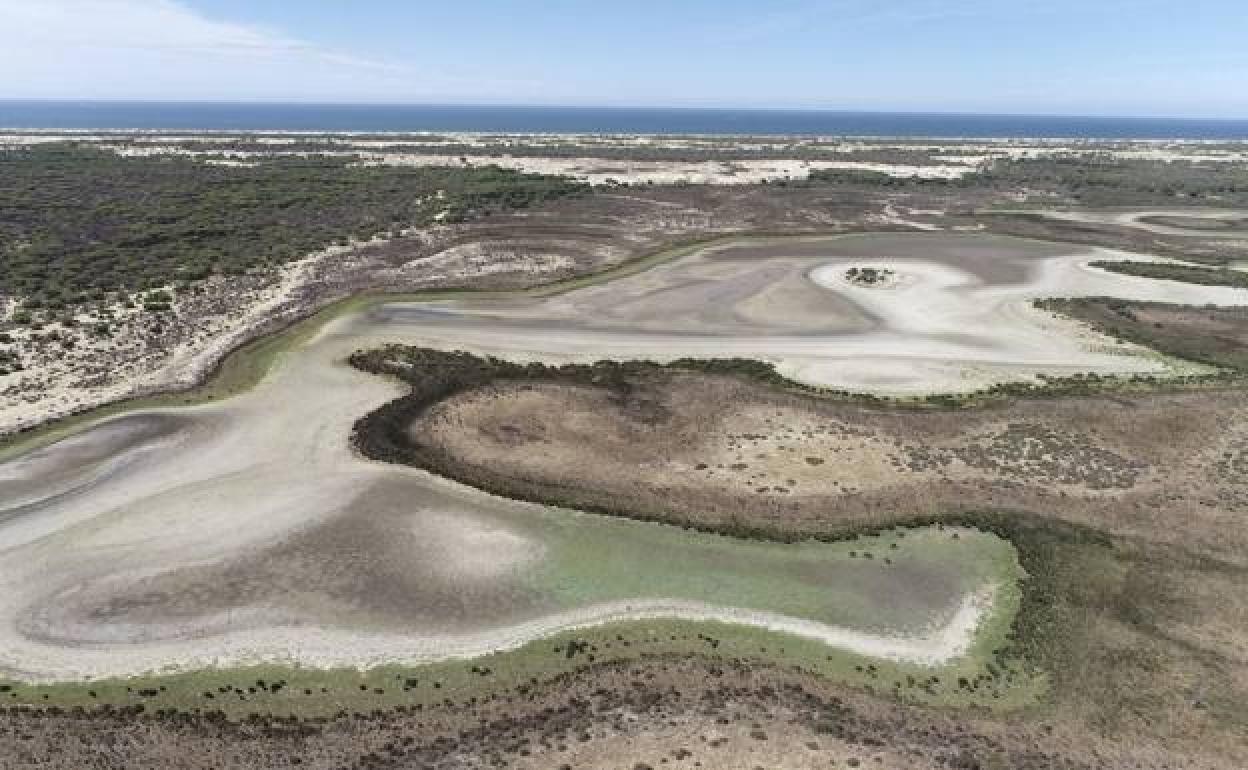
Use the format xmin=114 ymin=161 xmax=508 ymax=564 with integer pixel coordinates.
xmin=706 ymin=0 xmax=1066 ymax=45
xmin=6 ymin=0 xmax=299 ymax=53
xmin=0 ymin=0 xmax=534 ymax=101
xmin=708 ymin=4 xmax=816 ymax=45
xmin=2 ymin=0 xmax=1241 ymax=115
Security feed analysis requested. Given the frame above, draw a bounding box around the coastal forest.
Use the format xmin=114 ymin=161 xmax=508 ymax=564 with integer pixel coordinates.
xmin=0 ymin=145 xmax=584 ymax=311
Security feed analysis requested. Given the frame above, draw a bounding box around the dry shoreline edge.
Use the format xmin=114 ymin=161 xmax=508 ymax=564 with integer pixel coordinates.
xmin=0 ymin=596 xmax=1033 ymax=719
xmin=2 ymin=586 xmax=1004 ymax=681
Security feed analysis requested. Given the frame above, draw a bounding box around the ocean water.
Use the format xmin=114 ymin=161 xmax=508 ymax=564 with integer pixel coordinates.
xmin=2 ymin=101 xmax=1248 ymax=139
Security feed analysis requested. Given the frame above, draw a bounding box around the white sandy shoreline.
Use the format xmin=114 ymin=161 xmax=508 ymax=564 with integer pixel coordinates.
xmin=0 ymin=590 xmax=995 ymax=684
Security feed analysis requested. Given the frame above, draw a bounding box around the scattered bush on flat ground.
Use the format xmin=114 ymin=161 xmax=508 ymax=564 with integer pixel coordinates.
xmin=1038 ymin=297 xmax=1248 ymax=372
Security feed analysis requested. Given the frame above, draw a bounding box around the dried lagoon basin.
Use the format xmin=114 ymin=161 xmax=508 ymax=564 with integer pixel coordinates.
xmin=0 ymin=344 xmax=1012 ymax=681
xmin=4 ymin=230 xmax=1246 ymax=683
xmin=0 ymin=401 xmax=1017 ymax=680
xmin=359 ymin=232 xmax=1248 ymax=394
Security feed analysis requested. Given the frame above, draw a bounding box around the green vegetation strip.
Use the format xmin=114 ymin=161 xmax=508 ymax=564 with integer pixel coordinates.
xmin=0 ymin=618 xmax=1031 ymax=720
xmin=1089 ymin=259 xmax=1248 ymax=289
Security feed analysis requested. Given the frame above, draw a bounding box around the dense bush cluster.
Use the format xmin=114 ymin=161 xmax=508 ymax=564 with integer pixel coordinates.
xmin=809 ymin=155 xmax=1248 ymax=206
xmin=970 ymin=155 xmax=1248 ymax=205
xmin=844 ymin=266 xmax=894 ymax=285
xmin=0 ymin=145 xmax=585 ymax=308
xmin=1089 ymin=259 xmax=1248 ymax=288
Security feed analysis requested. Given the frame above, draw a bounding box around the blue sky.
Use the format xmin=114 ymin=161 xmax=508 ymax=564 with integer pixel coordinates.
xmin=2 ymin=0 xmax=1247 ymax=117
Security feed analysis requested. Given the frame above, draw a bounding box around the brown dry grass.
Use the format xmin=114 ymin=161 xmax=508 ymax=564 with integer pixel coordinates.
xmin=416 ymin=375 xmax=1248 ymax=561
xmin=4 ymin=658 xmax=1210 ymax=769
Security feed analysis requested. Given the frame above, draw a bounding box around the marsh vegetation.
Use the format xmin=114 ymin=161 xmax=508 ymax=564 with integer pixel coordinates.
xmin=1089 ymin=259 xmax=1248 ymax=289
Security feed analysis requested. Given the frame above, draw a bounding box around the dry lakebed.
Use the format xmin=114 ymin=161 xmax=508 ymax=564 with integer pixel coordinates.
xmin=2 ymin=231 xmax=1247 ymax=718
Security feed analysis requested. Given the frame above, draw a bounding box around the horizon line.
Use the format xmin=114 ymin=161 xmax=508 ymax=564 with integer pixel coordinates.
xmin=2 ymin=98 xmax=1248 ymax=124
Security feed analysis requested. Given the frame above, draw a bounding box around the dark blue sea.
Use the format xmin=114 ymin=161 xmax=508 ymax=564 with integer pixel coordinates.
xmin=3 ymin=101 xmax=1248 ymax=139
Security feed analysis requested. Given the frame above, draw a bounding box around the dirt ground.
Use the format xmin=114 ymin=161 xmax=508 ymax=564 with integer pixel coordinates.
xmin=0 ymin=657 xmax=1199 ymax=770
xmin=414 ymin=374 xmax=1248 ymax=562
xmin=351 ymin=302 xmax=1248 ymax=767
